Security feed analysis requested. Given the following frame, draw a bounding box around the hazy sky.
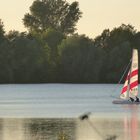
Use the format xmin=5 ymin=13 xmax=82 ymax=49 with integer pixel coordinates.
xmin=0 ymin=0 xmax=140 ymax=38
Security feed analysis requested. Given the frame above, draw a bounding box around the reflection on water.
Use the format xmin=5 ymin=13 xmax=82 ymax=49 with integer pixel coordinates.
xmin=0 ymin=118 xmax=76 ymax=140
xmin=76 ymin=105 xmax=140 ymax=140
xmin=0 ymin=105 xmax=139 ymax=140
xmin=123 ymin=105 xmax=138 ymax=140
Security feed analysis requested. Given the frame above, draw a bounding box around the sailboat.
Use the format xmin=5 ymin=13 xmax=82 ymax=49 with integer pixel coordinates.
xmin=113 ymin=49 xmax=140 ymax=104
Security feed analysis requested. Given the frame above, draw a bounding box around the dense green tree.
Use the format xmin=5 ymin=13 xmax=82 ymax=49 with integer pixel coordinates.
xmin=1 ymin=15 xmax=140 ymax=83
xmin=58 ymin=35 xmax=104 ymax=82
xmin=132 ymin=32 xmax=140 ymax=50
xmin=29 ymin=28 xmax=65 ymax=82
xmin=103 ymin=45 xmax=132 ymax=83
xmin=6 ymin=32 xmax=50 ymax=83
xmin=0 ymin=40 xmax=13 ymax=83
xmin=96 ymin=24 xmax=136 ymax=82
xmin=23 ymin=0 xmax=82 ymax=34
xmin=41 ymin=28 xmax=65 ymax=82
xmin=0 ymin=20 xmax=12 ymax=83
xmin=0 ymin=19 xmax=6 ymax=45
xmin=0 ymin=19 xmax=5 ymax=40
xmin=94 ymin=24 xmax=135 ymax=52
xmin=41 ymin=28 xmax=65 ymax=62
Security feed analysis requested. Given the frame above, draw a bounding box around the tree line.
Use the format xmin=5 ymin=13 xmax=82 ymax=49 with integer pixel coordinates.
xmin=0 ymin=0 xmax=140 ymax=83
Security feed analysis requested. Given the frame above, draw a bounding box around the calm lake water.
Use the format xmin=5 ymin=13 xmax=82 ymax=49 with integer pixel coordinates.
xmin=0 ymin=84 xmax=139 ymax=140
xmin=0 ymin=84 xmax=135 ymax=118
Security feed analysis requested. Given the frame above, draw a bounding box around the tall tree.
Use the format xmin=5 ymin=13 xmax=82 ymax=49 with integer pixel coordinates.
xmin=94 ymin=24 xmax=136 ymax=52
xmin=6 ymin=32 xmax=50 ymax=83
xmin=23 ymin=0 xmax=82 ymax=35
xmin=0 ymin=19 xmax=5 ymax=42
xmin=95 ymin=24 xmax=136 ymax=82
xmin=58 ymin=35 xmax=104 ymax=82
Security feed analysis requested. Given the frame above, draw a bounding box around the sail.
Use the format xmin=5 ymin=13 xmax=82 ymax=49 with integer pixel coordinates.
xmin=129 ymin=49 xmax=138 ymax=97
xmin=120 ymin=71 xmax=130 ymax=99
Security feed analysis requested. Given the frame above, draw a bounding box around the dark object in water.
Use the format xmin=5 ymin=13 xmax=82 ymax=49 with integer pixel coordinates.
xmin=105 ymin=135 xmax=117 ymax=140
xmin=79 ymin=112 xmax=91 ymax=120
xmin=79 ymin=112 xmax=118 ymax=140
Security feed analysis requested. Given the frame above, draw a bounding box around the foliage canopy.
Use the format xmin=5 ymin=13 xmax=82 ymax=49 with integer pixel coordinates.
xmin=23 ymin=0 xmax=82 ymax=35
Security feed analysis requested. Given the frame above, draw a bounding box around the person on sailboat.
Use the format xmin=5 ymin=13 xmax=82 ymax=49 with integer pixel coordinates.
xmin=129 ymin=97 xmax=134 ymax=102
xmin=135 ymin=96 xmax=140 ymax=102
xmin=129 ymin=96 xmax=140 ymax=102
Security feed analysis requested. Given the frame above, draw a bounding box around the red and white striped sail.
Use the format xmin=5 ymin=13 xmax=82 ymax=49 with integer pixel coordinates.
xmin=120 ymin=71 xmax=130 ymax=99
xmin=129 ymin=49 xmax=138 ymax=97
xmin=120 ymin=49 xmax=138 ymax=99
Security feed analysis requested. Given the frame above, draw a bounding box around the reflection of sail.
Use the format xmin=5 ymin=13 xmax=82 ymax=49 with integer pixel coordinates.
xmin=77 ymin=109 xmax=139 ymax=140
xmin=123 ymin=105 xmax=139 ymax=140
xmin=131 ymin=106 xmax=138 ymax=140
xmin=123 ymin=116 xmax=129 ymax=140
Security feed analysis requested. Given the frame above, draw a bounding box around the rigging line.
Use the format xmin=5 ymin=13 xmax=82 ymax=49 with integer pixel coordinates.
xmin=118 ymin=58 xmax=132 ymax=84
xmin=110 ymin=59 xmax=132 ymax=98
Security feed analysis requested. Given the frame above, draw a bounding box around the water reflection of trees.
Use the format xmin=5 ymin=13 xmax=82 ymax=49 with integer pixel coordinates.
xmin=24 ymin=119 xmax=76 ymax=140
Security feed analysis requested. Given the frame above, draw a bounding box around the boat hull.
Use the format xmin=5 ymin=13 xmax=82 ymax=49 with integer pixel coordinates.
xmin=112 ymin=100 xmax=140 ymax=104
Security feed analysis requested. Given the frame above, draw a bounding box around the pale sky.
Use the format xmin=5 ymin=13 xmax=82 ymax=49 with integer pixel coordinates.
xmin=0 ymin=0 xmax=140 ymax=38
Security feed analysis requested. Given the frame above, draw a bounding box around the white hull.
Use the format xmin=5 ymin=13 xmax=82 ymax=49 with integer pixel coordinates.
xmin=112 ymin=99 xmax=140 ymax=104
